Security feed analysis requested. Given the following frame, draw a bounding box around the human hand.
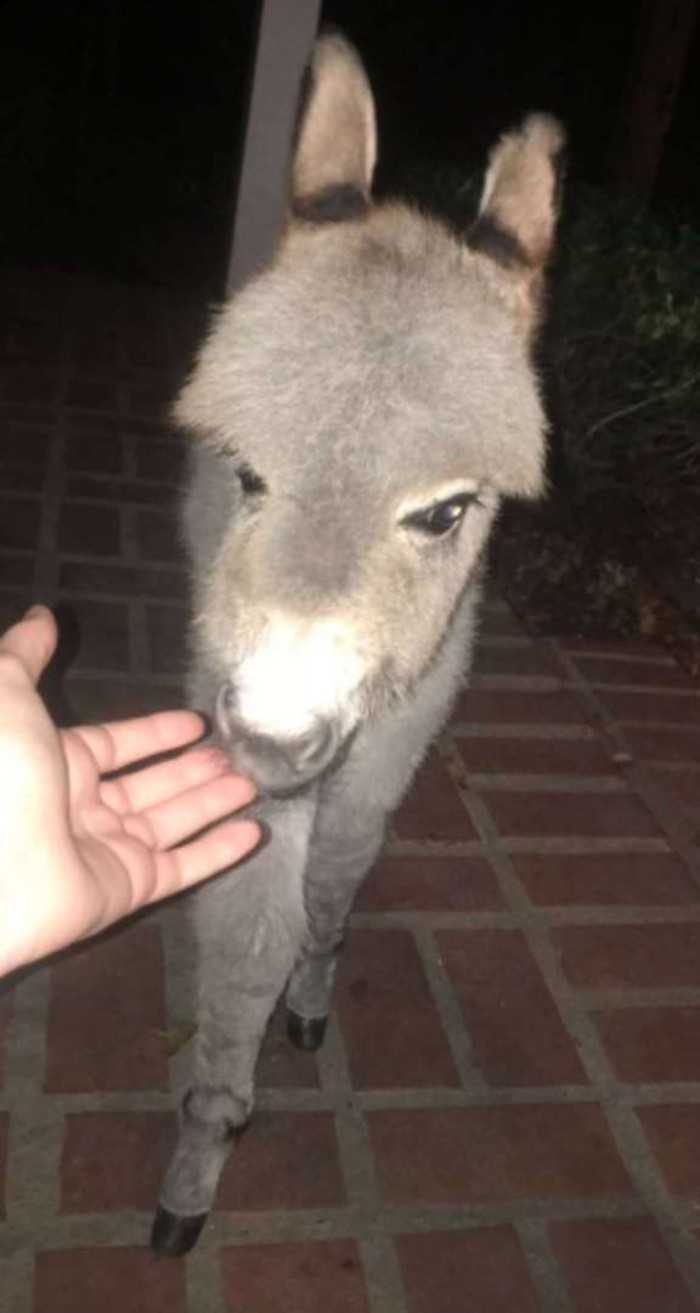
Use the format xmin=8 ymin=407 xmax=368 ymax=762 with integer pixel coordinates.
xmin=0 ymin=606 xmax=260 ymax=975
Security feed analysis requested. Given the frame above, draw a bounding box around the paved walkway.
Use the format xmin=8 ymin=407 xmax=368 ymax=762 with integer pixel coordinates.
xmin=2 ymin=269 xmax=700 ymax=1312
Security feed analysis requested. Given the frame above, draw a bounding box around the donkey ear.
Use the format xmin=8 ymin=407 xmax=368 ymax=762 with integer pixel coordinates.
xmin=467 ymin=114 xmax=565 ymax=330
xmin=292 ymin=32 xmax=377 ymax=223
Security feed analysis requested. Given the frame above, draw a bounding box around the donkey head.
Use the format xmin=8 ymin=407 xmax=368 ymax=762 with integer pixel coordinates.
xmin=177 ymin=33 xmax=563 ymax=793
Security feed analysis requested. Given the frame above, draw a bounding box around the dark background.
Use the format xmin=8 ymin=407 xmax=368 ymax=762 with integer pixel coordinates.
xmin=2 ymin=0 xmax=698 ymax=291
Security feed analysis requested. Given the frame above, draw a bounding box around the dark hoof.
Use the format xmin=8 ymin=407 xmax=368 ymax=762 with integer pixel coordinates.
xmin=286 ymin=1009 xmax=328 ymax=1052
xmin=150 ymin=1205 xmax=208 ymax=1257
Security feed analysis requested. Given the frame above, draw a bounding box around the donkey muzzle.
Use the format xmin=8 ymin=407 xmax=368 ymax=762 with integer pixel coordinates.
xmin=215 ymin=682 xmax=341 ymax=792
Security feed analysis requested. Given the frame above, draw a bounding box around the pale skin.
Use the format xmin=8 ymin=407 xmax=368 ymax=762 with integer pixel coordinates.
xmin=0 ymin=605 xmax=261 ymax=977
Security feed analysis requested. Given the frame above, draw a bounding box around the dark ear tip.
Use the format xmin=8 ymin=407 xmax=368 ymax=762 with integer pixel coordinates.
xmin=466 ymin=214 xmax=533 ymax=270
xmin=293 ymin=184 xmax=369 ymax=225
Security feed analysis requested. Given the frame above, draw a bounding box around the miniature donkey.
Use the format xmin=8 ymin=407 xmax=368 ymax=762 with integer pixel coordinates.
xmin=152 ymin=32 xmax=563 ymax=1255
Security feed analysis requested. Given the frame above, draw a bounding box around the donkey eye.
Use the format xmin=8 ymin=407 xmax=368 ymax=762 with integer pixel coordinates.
xmin=403 ymin=493 xmax=476 ymax=537
xmin=236 ymin=463 xmax=267 ymax=496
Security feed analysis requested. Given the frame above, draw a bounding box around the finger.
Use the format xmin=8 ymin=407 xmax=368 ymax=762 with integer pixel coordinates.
xmin=124 ymin=772 xmax=258 ymax=851
xmin=152 ymin=818 xmax=261 ymax=899
xmin=71 ymin=709 xmax=207 ymax=775
xmin=0 ymin=605 xmax=58 ymax=684
xmin=100 ymin=744 xmax=249 ymax=815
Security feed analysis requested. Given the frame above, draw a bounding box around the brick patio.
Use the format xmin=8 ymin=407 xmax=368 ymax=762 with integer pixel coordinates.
xmin=2 ymin=268 xmax=700 ymax=1311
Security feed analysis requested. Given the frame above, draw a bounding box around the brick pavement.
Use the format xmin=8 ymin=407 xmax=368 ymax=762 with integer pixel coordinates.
xmin=1 ymin=269 xmax=700 ymax=1310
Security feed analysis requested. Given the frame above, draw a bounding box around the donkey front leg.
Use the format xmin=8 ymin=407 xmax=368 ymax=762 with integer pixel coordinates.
xmin=285 ymin=806 xmax=385 ymax=1052
xmin=152 ymin=799 xmax=313 ymax=1257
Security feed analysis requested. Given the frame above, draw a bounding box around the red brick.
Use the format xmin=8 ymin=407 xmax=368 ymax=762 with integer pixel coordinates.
xmin=33 ymin=1248 xmax=185 ymax=1313
xmin=65 ymin=678 xmax=181 ymax=721
xmin=0 ymin=1112 xmax=7 ymax=1218
xmin=623 ymin=727 xmax=700 ymax=764
xmin=134 ymin=441 xmax=183 ymax=483
xmin=393 ymin=754 xmax=476 ymax=841
xmin=453 ymin=688 xmax=590 ymax=725
xmin=0 ymin=988 xmax=14 ymax=1088
xmin=66 ymin=475 xmax=176 ymax=507
xmin=59 ymin=560 xmax=187 ymax=601
xmin=593 ymin=1007 xmax=700 ymax=1083
xmin=2 ymin=426 xmax=50 ymax=465
xmin=367 ymin=1105 xmax=632 ymax=1204
xmin=472 ymin=643 xmax=567 ymax=679
xmin=58 ymin=503 xmax=121 ymax=555
xmin=218 ymin=1111 xmax=345 ymax=1210
xmin=46 ymin=923 xmax=169 ymax=1092
xmin=127 ymin=384 xmax=172 ymax=418
xmin=66 ymin=431 xmax=124 ymax=474
xmin=563 ymin=639 xmax=666 ymax=658
xmin=147 ymin=604 xmax=188 ymax=675
xmin=438 ymin=929 xmax=586 ymax=1086
xmin=0 ymin=553 xmax=34 ymax=587
xmin=512 ymin=852 xmax=700 ymax=907
xmin=573 ymin=655 xmax=695 ymax=689
xmin=60 ymin=1112 xmax=172 ymax=1212
xmin=554 ymin=924 xmax=700 ymax=989
xmin=0 ymin=402 xmax=54 ymax=425
xmin=221 ymin=1240 xmax=370 ymax=1313
xmin=66 ymin=379 xmax=120 ymax=410
xmin=6 ymin=369 xmax=59 ymax=403
xmin=136 ymin=507 xmax=179 ymax=562
xmin=550 ymin=1218 xmax=696 ymax=1313
xmin=638 ymin=1105 xmax=700 ymax=1198
xmin=596 ymin=689 xmax=700 ymax=726
xmin=0 ymin=496 xmax=41 ymax=550
xmin=2 ymin=466 xmax=47 ymax=492
xmin=395 ymin=1226 xmax=540 ymax=1313
xmin=68 ymin=599 xmax=130 ymax=671
xmin=646 ymin=767 xmax=700 ymax=837
xmin=256 ymin=1003 xmax=320 ymax=1089
xmin=66 ymin=413 xmax=121 ymax=437
xmin=456 ymin=735 xmax=614 ymax=776
xmin=336 ymin=930 xmax=458 ymax=1088
xmin=479 ymin=607 xmax=526 ymax=638
xmin=484 ymin=790 xmax=660 ymax=839
xmin=356 ymin=854 xmax=503 ymax=912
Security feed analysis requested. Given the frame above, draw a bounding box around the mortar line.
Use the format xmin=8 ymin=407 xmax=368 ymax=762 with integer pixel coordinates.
xmin=551 ymin=642 xmax=700 ymax=894
xmin=516 ymin=1216 xmax=576 ymax=1313
xmin=438 ymin=726 xmax=700 ymax=1303
xmin=411 ymin=924 xmax=489 ymax=1092
xmin=315 ymin=1005 xmax=407 ymax=1311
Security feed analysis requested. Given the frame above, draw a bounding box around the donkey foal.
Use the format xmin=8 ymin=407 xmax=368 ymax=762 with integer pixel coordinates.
xmin=152 ymin=32 xmax=564 ymax=1256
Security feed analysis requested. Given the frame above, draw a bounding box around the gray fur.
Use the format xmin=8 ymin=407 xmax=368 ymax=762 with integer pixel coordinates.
xmin=157 ymin=33 xmax=563 ymax=1231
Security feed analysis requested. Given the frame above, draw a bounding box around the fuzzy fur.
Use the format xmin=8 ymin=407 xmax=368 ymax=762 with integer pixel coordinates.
xmin=156 ymin=32 xmax=563 ymax=1237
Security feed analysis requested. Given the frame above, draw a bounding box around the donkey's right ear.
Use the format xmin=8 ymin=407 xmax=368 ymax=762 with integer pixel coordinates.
xmin=292 ymin=31 xmax=377 ymax=223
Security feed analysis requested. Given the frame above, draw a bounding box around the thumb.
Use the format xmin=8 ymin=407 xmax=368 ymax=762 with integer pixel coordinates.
xmin=0 ymin=605 xmax=59 ymax=685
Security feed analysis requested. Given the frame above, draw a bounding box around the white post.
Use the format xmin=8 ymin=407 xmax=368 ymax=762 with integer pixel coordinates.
xmin=225 ymin=0 xmax=322 ymax=294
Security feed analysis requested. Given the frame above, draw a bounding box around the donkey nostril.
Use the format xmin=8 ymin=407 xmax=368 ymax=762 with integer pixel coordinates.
xmin=215 ymin=683 xmax=238 ymax=736
xmin=215 ymin=685 xmax=338 ymax=781
xmin=291 ymin=719 xmax=336 ymax=772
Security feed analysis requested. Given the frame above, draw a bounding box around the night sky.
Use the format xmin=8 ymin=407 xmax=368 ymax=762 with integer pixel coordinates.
xmin=2 ymin=0 xmax=698 ymax=288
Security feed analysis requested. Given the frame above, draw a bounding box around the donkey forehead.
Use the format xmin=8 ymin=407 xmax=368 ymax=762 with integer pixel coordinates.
xmin=180 ymin=206 xmax=545 ymax=494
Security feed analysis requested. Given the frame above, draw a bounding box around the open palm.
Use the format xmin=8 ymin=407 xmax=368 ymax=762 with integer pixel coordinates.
xmin=0 ymin=607 xmax=260 ymax=975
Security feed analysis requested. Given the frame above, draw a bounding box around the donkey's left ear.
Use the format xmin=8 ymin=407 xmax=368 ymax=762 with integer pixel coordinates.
xmin=292 ymin=31 xmax=377 ymax=223
xmin=467 ymin=114 xmax=565 ymax=333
